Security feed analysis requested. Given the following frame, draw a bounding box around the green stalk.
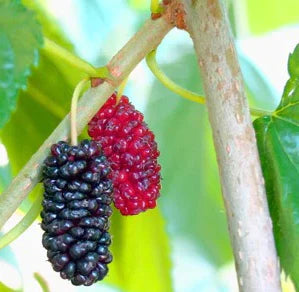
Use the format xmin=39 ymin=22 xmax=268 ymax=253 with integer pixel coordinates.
xmin=0 ymin=194 xmax=42 ymax=250
xmin=34 ymin=273 xmax=50 ymax=292
xmin=146 ymin=50 xmax=205 ymax=104
xmin=146 ymin=49 xmax=272 ymax=117
xmin=44 ymin=38 xmax=97 ymax=76
xmin=116 ymin=76 xmax=129 ymax=103
xmin=44 ymin=38 xmax=110 ymax=78
xmin=70 ymin=78 xmax=90 ymax=146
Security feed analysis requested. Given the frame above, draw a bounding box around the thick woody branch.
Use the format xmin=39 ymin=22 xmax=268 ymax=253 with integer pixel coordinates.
xmin=182 ymin=0 xmax=281 ymax=291
xmin=0 ymin=17 xmax=172 ymax=230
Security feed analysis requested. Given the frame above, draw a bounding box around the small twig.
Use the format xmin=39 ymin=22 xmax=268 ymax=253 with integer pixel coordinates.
xmin=0 ymin=17 xmax=173 ymax=230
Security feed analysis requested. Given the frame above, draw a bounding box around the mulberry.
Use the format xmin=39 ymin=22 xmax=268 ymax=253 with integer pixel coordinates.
xmin=88 ymin=93 xmax=161 ymax=215
xmin=41 ymin=140 xmax=113 ymax=286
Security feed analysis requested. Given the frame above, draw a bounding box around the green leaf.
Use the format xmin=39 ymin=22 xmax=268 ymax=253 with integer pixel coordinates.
xmin=254 ymin=45 xmax=299 ymax=289
xmin=246 ymin=0 xmax=299 ymax=34
xmin=146 ymin=51 xmax=232 ymax=266
xmin=0 ymin=1 xmax=85 ymax=209
xmin=1 ymin=46 xmax=82 ymax=208
xmin=288 ymin=44 xmax=299 ymax=79
xmin=106 ymin=209 xmax=172 ymax=292
xmin=0 ymin=0 xmax=43 ymax=129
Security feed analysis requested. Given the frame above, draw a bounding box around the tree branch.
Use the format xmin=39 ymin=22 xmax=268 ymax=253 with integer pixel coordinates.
xmin=0 ymin=17 xmax=172 ymax=229
xmin=182 ymin=0 xmax=282 ymax=290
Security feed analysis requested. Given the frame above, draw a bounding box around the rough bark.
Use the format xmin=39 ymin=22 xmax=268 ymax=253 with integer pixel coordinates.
xmin=182 ymin=0 xmax=282 ymax=291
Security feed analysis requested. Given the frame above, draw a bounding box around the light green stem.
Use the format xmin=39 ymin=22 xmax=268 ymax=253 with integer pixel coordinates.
xmin=146 ymin=50 xmax=206 ymax=104
xmin=44 ymin=38 xmax=97 ymax=76
xmin=0 ymin=194 xmax=42 ymax=250
xmin=146 ymin=49 xmax=272 ymax=117
xmin=71 ymin=78 xmax=90 ymax=146
xmin=116 ymin=76 xmax=129 ymax=103
xmin=44 ymin=38 xmax=110 ymax=78
xmin=34 ymin=273 xmax=50 ymax=292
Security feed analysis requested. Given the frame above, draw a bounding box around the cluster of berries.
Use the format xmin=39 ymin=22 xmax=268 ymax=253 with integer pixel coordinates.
xmin=41 ymin=94 xmax=161 ymax=286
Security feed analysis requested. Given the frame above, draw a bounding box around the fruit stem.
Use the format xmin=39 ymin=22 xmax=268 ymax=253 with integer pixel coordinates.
xmin=116 ymin=76 xmax=129 ymax=104
xmin=146 ymin=49 xmax=273 ymax=117
xmin=44 ymin=38 xmax=98 ymax=77
xmin=34 ymin=273 xmax=50 ymax=292
xmin=71 ymin=78 xmax=90 ymax=146
xmin=146 ymin=49 xmax=206 ymax=104
xmin=0 ymin=193 xmax=43 ymax=250
xmin=44 ymin=38 xmax=112 ymax=79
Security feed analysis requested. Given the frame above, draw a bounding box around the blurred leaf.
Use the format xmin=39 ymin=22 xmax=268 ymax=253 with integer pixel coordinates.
xmin=246 ymin=0 xmax=299 ymax=34
xmin=239 ymin=54 xmax=278 ymax=111
xmin=254 ymin=45 xmax=299 ymax=289
xmin=0 ymin=45 xmax=83 ymax=207
xmin=107 ymin=208 xmax=172 ymax=292
xmin=0 ymin=1 xmax=83 ymax=209
xmin=127 ymin=0 xmax=148 ymax=11
xmin=0 ymin=283 xmax=15 ymax=292
xmin=22 ymin=0 xmax=73 ymax=49
xmin=0 ymin=0 xmax=43 ymax=129
xmin=146 ymin=51 xmax=233 ymax=266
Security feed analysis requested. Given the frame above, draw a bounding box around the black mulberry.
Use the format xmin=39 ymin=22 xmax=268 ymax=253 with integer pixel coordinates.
xmin=41 ymin=140 xmax=113 ymax=286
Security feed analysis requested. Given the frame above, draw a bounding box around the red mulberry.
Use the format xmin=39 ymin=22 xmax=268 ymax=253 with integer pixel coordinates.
xmin=88 ymin=93 xmax=161 ymax=215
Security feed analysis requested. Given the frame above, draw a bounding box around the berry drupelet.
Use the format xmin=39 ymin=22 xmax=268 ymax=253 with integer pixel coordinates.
xmin=88 ymin=93 xmax=161 ymax=215
xmin=41 ymin=140 xmax=113 ymax=286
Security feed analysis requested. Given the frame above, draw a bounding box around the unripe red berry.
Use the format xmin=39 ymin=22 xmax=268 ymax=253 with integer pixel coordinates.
xmin=88 ymin=93 xmax=161 ymax=215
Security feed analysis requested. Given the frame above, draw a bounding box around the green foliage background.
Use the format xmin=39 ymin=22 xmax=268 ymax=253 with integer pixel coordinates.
xmin=0 ymin=0 xmax=298 ymax=291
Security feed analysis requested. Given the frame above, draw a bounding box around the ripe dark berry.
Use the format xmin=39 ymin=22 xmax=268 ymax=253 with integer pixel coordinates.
xmin=88 ymin=93 xmax=161 ymax=215
xmin=41 ymin=140 xmax=113 ymax=286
